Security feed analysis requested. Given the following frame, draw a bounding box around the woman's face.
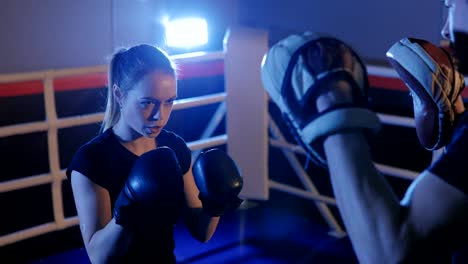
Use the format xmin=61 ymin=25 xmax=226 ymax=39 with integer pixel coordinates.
xmin=119 ymin=71 xmax=177 ymax=138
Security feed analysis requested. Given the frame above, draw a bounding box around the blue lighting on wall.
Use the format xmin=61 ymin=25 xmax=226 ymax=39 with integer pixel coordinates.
xmin=164 ymin=17 xmax=208 ymax=50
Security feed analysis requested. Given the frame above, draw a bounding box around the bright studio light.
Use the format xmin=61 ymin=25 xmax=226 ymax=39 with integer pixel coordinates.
xmin=164 ymin=17 xmax=208 ymax=48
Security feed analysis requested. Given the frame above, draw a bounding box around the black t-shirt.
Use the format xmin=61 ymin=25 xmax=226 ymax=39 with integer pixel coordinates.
xmin=66 ymin=128 xmax=191 ymax=263
xmin=429 ymin=111 xmax=468 ymax=196
xmin=428 ymin=111 xmax=468 ymax=263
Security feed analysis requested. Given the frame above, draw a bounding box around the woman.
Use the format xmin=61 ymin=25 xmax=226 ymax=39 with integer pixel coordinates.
xmin=67 ymin=44 xmax=221 ymax=263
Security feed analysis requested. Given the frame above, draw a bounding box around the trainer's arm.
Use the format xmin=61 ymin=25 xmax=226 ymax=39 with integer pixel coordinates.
xmin=71 ymin=171 xmax=133 ymax=264
xmin=324 ymin=131 xmax=407 ymax=263
xmin=182 ymin=165 xmax=220 ymax=242
xmin=318 ymin=82 xmax=468 ymax=263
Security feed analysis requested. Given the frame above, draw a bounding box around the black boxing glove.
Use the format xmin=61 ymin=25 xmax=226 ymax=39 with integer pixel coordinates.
xmin=113 ymin=147 xmax=185 ymax=231
xmin=192 ymin=149 xmax=243 ymax=217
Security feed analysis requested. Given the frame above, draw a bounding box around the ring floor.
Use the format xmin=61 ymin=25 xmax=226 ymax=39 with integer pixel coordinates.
xmin=25 ymin=193 xmax=358 ymax=264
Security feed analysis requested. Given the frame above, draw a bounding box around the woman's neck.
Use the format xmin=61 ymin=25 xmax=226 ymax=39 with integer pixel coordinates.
xmin=113 ymin=122 xmax=156 ymax=156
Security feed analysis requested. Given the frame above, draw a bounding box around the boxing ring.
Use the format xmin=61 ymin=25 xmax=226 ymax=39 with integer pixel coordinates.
xmin=1 ymin=26 xmax=467 ymax=255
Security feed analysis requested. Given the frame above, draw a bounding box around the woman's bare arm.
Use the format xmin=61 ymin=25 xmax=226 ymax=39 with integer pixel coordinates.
xmin=71 ymin=171 xmax=134 ymax=264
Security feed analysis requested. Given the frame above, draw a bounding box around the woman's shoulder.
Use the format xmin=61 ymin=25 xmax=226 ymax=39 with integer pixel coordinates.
xmin=69 ymin=129 xmax=117 ymax=169
xmin=80 ymin=128 xmax=116 ymax=151
xmin=158 ymin=129 xmax=188 ymax=148
xmin=66 ymin=129 xmax=117 ymax=181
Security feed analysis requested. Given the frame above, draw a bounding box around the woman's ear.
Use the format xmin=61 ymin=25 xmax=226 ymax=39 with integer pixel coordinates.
xmin=113 ymin=84 xmax=124 ymax=108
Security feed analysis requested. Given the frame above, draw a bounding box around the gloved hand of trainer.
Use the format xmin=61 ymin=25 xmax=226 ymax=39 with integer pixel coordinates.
xmin=386 ymin=37 xmax=465 ymax=150
xmin=261 ymin=32 xmax=381 ymax=168
xmin=192 ymin=149 xmax=243 ymax=217
xmin=113 ymin=146 xmax=185 ymax=231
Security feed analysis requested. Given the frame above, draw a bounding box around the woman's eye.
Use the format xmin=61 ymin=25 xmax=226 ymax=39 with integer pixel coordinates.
xmin=141 ymin=101 xmax=152 ymax=107
xmin=164 ymin=99 xmax=175 ymax=106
